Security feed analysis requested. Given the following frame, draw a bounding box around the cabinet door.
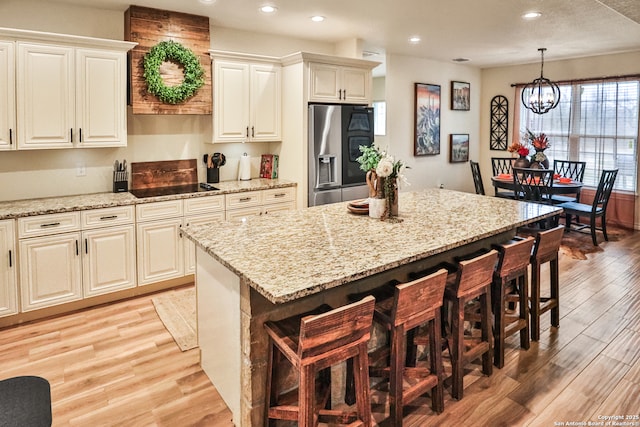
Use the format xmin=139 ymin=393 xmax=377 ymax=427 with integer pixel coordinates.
xmin=308 ymin=62 xmax=340 ymax=102
xmin=0 ymin=41 xmax=15 ymax=151
xmin=0 ymin=220 xmax=17 ymax=317
xmin=136 ymin=218 xmax=184 ymax=285
xmin=250 ymin=64 xmax=281 ymax=142
xmin=342 ymin=66 xmax=371 ymax=104
xmin=76 ymin=48 xmax=127 ymax=147
xmin=82 ymin=225 xmax=136 ymax=297
xmin=184 ymin=213 xmax=225 ymax=275
xmin=16 ymin=42 xmax=74 ymax=149
xmin=213 ymin=60 xmax=250 ymax=143
xmin=19 ymin=232 xmax=82 ymax=311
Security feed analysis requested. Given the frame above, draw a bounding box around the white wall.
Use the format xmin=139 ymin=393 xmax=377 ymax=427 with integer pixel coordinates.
xmin=385 ymin=54 xmax=482 ymax=193
xmin=0 ymin=0 xmax=334 ymax=201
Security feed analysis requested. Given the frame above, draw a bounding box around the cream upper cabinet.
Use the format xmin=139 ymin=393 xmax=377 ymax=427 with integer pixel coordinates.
xmin=0 ymin=220 xmax=18 ymax=317
xmin=75 ymin=48 xmax=128 ymax=147
xmin=16 ymin=42 xmax=75 ymax=149
xmin=212 ymin=54 xmax=281 ymax=143
xmin=308 ymin=62 xmax=371 ymax=104
xmin=0 ymin=27 xmax=136 ymax=150
xmin=0 ymin=41 xmax=16 ymax=151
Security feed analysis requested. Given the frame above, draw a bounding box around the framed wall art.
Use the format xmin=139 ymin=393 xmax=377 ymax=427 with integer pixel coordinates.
xmin=451 ymin=81 xmax=470 ymax=111
xmin=414 ymin=83 xmax=441 ymax=156
xmin=449 ymin=134 xmax=469 ymax=163
xmin=490 ymin=95 xmax=509 ymax=150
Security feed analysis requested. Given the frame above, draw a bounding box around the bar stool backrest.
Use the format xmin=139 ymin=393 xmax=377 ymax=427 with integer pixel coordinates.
xmin=531 ymin=226 xmax=565 ymax=264
xmin=495 ymin=237 xmax=535 ymax=278
xmin=454 ymin=250 xmax=499 ymax=298
xmin=298 ymin=295 xmax=375 ymax=360
xmin=393 ymin=268 xmax=448 ymax=329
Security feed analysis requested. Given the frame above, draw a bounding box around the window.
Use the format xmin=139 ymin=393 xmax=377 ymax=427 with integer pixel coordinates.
xmin=517 ymin=79 xmax=639 ymax=193
xmin=373 ymin=101 xmax=386 ymax=136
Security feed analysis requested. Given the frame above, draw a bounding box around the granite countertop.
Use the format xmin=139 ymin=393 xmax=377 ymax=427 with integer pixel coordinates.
xmin=0 ymin=179 xmax=296 ymax=220
xmin=183 ymin=189 xmax=562 ymax=304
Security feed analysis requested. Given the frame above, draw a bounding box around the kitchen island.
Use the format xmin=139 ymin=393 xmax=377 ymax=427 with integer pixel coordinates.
xmin=182 ymin=189 xmax=562 ymax=426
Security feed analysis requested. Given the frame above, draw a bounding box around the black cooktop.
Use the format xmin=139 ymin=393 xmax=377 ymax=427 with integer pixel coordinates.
xmin=129 ymin=183 xmax=219 ymax=199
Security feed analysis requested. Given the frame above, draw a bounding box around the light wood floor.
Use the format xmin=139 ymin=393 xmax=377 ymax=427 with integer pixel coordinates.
xmin=1 ymin=230 xmax=639 ymax=426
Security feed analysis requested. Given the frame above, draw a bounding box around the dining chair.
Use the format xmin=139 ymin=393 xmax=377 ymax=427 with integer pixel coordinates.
xmin=558 ymin=168 xmax=618 ymax=246
xmin=469 ymin=160 xmax=485 ymax=195
xmin=512 ymin=167 xmax=554 ymax=204
xmin=552 ymin=160 xmax=586 ymax=204
xmin=491 ymin=157 xmax=515 ymax=198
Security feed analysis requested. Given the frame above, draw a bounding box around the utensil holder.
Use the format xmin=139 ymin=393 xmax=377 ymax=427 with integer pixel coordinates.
xmin=113 ymin=171 xmax=128 ymax=193
xmin=207 ymin=168 xmax=220 ymax=183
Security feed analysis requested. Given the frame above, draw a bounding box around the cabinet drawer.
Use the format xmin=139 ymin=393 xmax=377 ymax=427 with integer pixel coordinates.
xmin=262 ymin=187 xmax=295 ymax=205
xmin=81 ymin=206 xmax=134 ymax=229
xmin=263 ymin=201 xmax=296 ymax=215
xmin=18 ymin=212 xmax=81 ymax=238
xmin=226 ymin=191 xmax=261 ymax=210
xmin=136 ymin=200 xmax=183 ymax=222
xmin=226 ymin=206 xmax=263 ymax=223
xmin=184 ymin=195 xmax=225 ymax=216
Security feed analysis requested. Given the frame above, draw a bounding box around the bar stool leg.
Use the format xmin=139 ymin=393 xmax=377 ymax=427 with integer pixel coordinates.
xmin=518 ymin=275 xmax=531 ymax=350
xmin=480 ymin=290 xmax=493 ymax=376
xmin=389 ymin=325 xmax=406 ymax=424
xmin=493 ymin=280 xmax=506 ymax=369
xmin=551 ymin=257 xmax=560 ymax=328
xmin=430 ymin=313 xmax=445 ymax=413
xmin=352 ymin=345 xmax=372 ymax=427
xmin=530 ymin=263 xmax=542 ymax=341
xmin=451 ymin=297 xmax=464 ymax=400
xmin=299 ymin=364 xmax=316 ymax=427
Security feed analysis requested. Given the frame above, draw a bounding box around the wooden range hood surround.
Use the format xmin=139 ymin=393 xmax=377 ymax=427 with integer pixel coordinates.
xmin=124 ymin=5 xmax=212 ymax=115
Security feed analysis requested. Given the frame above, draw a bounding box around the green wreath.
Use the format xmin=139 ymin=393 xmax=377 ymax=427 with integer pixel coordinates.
xmin=143 ymin=40 xmax=205 ymax=104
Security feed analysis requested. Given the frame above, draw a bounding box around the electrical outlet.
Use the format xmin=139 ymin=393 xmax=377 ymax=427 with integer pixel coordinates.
xmin=76 ymin=164 xmax=86 ymax=177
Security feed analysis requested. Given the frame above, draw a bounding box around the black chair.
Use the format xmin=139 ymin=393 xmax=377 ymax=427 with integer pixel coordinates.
xmin=551 ymin=160 xmax=586 ymax=204
xmin=0 ymin=376 xmax=52 ymax=427
xmin=469 ymin=160 xmax=485 ymax=195
xmin=491 ymin=157 xmax=515 ymax=198
xmin=558 ymin=169 xmax=618 ymax=246
xmin=512 ymin=168 xmax=554 ymax=204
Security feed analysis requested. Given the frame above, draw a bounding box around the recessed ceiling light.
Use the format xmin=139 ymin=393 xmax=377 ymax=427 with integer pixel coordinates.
xmin=452 ymin=58 xmax=471 ymax=63
xmin=199 ymin=0 xmax=217 ymax=4
xmin=260 ymin=5 xmax=277 ymax=13
xmin=522 ymin=11 xmax=542 ymax=19
xmin=311 ymin=15 xmax=325 ymax=22
xmin=408 ymin=36 xmax=421 ymax=44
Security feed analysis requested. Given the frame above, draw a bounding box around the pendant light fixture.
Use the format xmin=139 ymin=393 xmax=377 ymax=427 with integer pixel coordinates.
xmin=521 ymin=48 xmax=560 ymax=114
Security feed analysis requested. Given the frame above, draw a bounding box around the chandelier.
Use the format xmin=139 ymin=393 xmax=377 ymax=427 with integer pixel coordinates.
xmin=521 ymin=48 xmax=560 ymax=115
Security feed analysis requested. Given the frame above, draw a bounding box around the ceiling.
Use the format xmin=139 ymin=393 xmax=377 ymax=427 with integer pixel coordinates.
xmin=53 ymin=0 xmax=640 ymax=69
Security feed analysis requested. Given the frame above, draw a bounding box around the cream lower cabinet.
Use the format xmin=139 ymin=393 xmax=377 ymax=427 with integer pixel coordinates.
xmin=136 ymin=200 xmax=184 ymax=285
xmin=18 ymin=214 xmax=83 ymax=311
xmin=0 ymin=220 xmax=18 ymax=317
xmin=226 ymin=187 xmax=296 ymax=222
xmin=184 ymin=195 xmax=225 ymax=275
xmin=81 ymin=206 xmax=136 ymax=297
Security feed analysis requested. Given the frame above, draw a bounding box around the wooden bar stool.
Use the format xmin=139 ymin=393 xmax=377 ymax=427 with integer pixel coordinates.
xmin=530 ymin=225 xmax=564 ymax=341
xmin=368 ymin=268 xmax=448 ymax=426
xmin=443 ymin=249 xmax=498 ymax=400
xmin=264 ymin=296 xmax=375 ymax=427
xmin=491 ymin=236 xmax=535 ymax=368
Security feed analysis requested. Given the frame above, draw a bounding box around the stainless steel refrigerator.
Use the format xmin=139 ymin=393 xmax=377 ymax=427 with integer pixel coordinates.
xmin=308 ymin=104 xmax=374 ymax=207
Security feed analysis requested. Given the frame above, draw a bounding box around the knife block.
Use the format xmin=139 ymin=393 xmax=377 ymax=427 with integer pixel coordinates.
xmin=113 ymin=171 xmax=128 ymax=193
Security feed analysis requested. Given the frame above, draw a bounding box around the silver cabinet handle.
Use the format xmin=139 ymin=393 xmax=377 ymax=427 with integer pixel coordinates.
xmin=40 ymin=222 xmax=61 ymax=228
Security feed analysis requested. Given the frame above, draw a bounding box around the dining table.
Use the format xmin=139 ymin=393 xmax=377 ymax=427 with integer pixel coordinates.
xmin=491 ymin=173 xmax=583 ymax=196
